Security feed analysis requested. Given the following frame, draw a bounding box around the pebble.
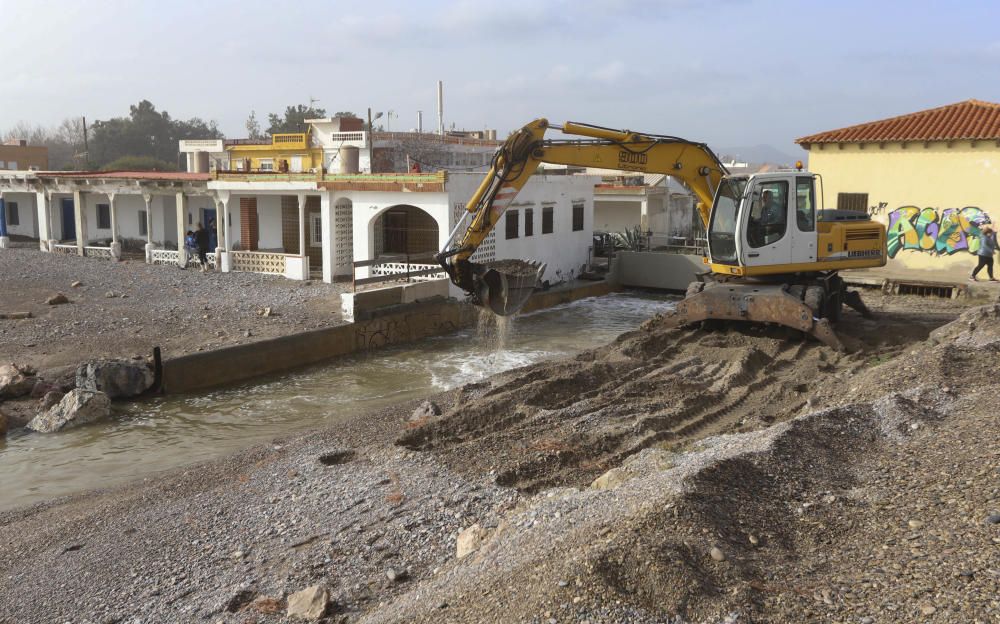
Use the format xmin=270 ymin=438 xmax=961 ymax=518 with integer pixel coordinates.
xmin=709 ymin=546 xmax=726 ymax=562
xmin=920 ymin=605 xmax=936 ymax=615
xmin=907 ymin=519 xmax=924 ymax=530
xmin=986 ymin=513 xmax=1000 ymax=525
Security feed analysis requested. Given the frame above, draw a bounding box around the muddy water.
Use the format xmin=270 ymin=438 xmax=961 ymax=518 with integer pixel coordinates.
xmin=0 ymin=293 xmax=675 ymax=511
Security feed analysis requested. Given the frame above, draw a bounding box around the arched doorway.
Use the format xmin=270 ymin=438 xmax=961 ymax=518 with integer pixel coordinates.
xmin=372 ymin=204 xmax=439 ymax=258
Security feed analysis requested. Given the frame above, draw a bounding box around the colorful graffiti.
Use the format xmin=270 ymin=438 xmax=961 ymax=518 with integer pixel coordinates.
xmin=886 ymin=206 xmax=991 ymax=258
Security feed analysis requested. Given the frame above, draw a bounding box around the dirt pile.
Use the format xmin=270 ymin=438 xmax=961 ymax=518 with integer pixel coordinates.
xmin=398 ymin=304 xmax=943 ymax=494
xmin=376 ymin=303 xmax=1000 ymax=623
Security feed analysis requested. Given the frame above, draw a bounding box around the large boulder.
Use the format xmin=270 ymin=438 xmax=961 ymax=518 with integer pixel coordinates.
xmin=76 ymin=359 xmax=153 ymax=399
xmin=28 ymin=390 xmax=111 ymax=433
xmin=286 ymin=585 xmax=329 ymax=620
xmin=0 ymin=362 xmax=37 ymax=399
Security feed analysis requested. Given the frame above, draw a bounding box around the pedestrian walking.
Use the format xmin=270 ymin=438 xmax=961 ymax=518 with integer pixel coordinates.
xmin=195 ymin=222 xmax=211 ymax=272
xmin=970 ymin=224 xmax=998 ymax=281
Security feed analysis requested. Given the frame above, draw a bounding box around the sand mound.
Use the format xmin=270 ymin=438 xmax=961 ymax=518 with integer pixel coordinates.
xmin=373 ymin=304 xmax=1000 ymax=623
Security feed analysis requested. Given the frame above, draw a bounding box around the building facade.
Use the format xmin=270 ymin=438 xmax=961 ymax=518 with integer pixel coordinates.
xmin=797 ymin=99 xmax=1000 ymax=277
xmin=0 ymin=139 xmax=48 ymax=171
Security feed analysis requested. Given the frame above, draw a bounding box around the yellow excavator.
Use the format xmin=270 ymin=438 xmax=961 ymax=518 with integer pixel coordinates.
xmin=436 ymin=119 xmax=887 ymax=350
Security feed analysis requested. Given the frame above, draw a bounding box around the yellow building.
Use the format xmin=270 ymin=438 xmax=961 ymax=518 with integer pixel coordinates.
xmin=226 ymin=131 xmax=324 ymax=174
xmin=797 ymin=99 xmax=1000 ymax=279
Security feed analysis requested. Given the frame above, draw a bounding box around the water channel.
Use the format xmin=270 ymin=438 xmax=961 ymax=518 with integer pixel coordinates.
xmin=0 ymin=292 xmax=675 ymax=511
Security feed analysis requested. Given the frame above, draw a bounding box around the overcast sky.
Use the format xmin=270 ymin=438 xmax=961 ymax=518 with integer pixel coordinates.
xmin=2 ymin=0 xmax=999 ymax=157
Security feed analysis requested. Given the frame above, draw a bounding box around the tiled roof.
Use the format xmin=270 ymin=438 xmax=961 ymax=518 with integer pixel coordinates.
xmin=36 ymin=171 xmax=211 ymax=181
xmin=796 ymin=99 xmax=1000 ymax=145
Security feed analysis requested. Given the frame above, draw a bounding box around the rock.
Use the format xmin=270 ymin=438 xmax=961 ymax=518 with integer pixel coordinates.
xmin=860 ymin=617 xmax=874 ymax=624
xmin=46 ymin=293 xmax=69 ymax=305
xmin=286 ymin=585 xmax=329 ymax=620
xmin=39 ymin=390 xmax=64 ymax=411
xmin=456 ymin=523 xmax=488 ymax=559
xmin=410 ymin=400 xmax=441 ymax=421
xmin=710 ymin=546 xmax=726 ymax=562
xmin=28 ymin=389 xmax=111 ymax=433
xmin=71 ymin=281 xmax=82 ymax=288
xmin=986 ymin=513 xmax=1000 ymax=525
xmin=30 ymin=379 xmax=57 ymax=399
xmin=385 ymin=567 xmax=407 ymax=583
xmin=76 ymin=359 xmax=153 ymax=399
xmin=0 ymin=311 xmax=31 ymax=319
xmin=748 ymin=534 xmax=759 ymax=546
xmin=908 ymin=519 xmax=924 ymax=530
xmin=591 ymin=448 xmax=674 ymax=490
xmin=0 ymin=362 xmax=37 ymax=398
xmin=105 ymin=291 xmax=116 ymax=298
xmin=920 ymin=605 xmax=936 ymax=616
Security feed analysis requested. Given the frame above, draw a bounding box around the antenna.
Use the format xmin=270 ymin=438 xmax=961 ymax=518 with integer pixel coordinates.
xmin=308 ymin=95 xmax=321 ymax=108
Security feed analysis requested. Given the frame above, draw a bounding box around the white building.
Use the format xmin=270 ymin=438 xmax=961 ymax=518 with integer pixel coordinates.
xmin=1 ymin=169 xmax=596 ymax=296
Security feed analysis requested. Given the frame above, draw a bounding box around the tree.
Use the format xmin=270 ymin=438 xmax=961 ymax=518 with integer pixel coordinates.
xmin=245 ymin=110 xmax=263 ymax=141
xmin=334 ymin=111 xmax=358 ymax=119
xmin=266 ymin=104 xmax=326 ymax=135
xmin=89 ymin=100 xmax=223 ymax=168
xmin=101 ymin=155 xmax=177 ymax=171
xmin=1 ymin=118 xmax=86 ymax=169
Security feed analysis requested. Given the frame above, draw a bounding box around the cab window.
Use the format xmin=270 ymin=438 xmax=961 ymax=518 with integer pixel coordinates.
xmin=796 ymin=177 xmax=815 ymax=232
xmin=748 ymin=180 xmax=788 ymax=248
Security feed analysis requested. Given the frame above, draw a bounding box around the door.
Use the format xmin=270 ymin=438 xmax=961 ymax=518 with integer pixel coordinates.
xmin=202 ymin=208 xmax=217 ymax=249
xmin=790 ymin=176 xmax=817 ymax=264
xmin=742 ymin=178 xmax=792 ymax=267
xmin=61 ymin=198 xmax=75 ymax=241
xmin=290 ymin=156 xmax=303 ymax=173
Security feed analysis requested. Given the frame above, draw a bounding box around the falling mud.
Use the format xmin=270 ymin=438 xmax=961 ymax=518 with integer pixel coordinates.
xmin=475 ymin=306 xmax=515 ymax=353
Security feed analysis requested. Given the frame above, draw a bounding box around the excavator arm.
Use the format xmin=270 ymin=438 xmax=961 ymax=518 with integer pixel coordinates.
xmin=437 ymin=118 xmax=728 ymax=314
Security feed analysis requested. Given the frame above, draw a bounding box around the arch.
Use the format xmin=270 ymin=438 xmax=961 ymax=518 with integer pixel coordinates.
xmin=369 ymin=204 xmax=440 ymax=259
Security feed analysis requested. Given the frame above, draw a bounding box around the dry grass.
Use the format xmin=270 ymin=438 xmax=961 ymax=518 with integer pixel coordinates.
xmin=385 ymin=471 xmax=405 ymax=505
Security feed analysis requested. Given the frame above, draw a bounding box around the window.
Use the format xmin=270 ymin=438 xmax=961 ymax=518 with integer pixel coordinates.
xmin=572 ymin=202 xmax=584 ymax=231
xmin=310 ymin=213 xmax=322 ymax=247
xmin=505 ymin=209 xmax=519 ymax=239
xmin=837 ymin=192 xmax=868 ymax=212
xmin=259 ymin=159 xmax=274 ymax=171
xmin=7 ymin=162 xmax=16 ymax=170
xmin=748 ymin=180 xmax=788 ymax=248
xmin=6 ymin=202 xmax=18 ymax=226
xmin=795 ymin=178 xmax=815 ymax=232
xmin=542 ymin=206 xmax=554 ymax=234
xmin=97 ymin=204 xmax=111 ymax=229
xmin=524 ymin=208 xmax=534 ymax=237
xmin=138 ymin=210 xmax=147 ymax=236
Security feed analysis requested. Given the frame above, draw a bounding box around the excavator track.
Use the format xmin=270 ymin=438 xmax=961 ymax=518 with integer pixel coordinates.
xmin=659 ymin=280 xmax=846 ymax=351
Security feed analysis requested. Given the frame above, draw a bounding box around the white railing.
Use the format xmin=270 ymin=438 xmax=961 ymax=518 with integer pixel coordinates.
xmin=230 ymin=251 xmax=286 ymax=275
xmin=330 ymin=131 xmax=366 ymax=144
xmin=149 ymin=249 xmax=216 ymax=269
xmin=371 ymin=262 xmax=446 ymax=282
xmin=83 ymin=246 xmax=114 ymax=260
xmin=150 ymin=249 xmax=179 ymax=265
xmin=52 ymin=244 xmax=77 ymax=254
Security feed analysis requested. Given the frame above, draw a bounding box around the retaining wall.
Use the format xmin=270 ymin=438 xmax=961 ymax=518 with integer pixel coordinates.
xmin=159 ymin=279 xmax=617 ymax=394
xmin=612 ymin=251 xmax=704 ymax=291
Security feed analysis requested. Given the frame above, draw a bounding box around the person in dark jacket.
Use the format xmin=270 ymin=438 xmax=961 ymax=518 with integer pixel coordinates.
xmin=194 ymin=222 xmax=211 ymax=272
xmin=970 ymin=224 xmax=998 ymax=281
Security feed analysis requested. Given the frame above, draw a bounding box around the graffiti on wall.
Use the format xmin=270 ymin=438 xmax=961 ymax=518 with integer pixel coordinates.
xmin=886 ymin=206 xmax=991 ymax=258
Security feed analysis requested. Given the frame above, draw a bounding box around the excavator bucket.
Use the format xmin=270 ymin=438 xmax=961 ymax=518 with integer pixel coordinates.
xmin=472 ymin=260 xmax=546 ymax=316
xmin=659 ymin=281 xmax=846 ymax=351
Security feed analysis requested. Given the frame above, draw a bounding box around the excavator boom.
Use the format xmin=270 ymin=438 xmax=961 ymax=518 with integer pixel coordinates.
xmin=437 ymin=118 xmax=728 ymax=314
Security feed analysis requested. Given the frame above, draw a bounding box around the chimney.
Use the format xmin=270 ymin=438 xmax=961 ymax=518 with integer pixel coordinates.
xmin=437 ymin=80 xmax=444 ymax=135
xmin=417 ymin=110 xmax=423 ymax=134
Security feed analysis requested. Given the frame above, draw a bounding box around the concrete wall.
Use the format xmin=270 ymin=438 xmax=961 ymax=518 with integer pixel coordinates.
xmin=807 ymin=140 xmax=1000 ymax=276
xmin=3 ymin=192 xmax=38 ymax=238
xmin=161 ymin=300 xmax=477 ymax=393
xmin=613 ymin=251 xmax=704 ymax=291
xmin=595 ymin=200 xmax=640 ymax=233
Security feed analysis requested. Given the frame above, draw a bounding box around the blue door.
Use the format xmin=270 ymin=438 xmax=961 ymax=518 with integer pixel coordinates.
xmin=61 ymin=198 xmax=75 ymax=241
xmin=202 ymin=208 xmax=217 ymax=249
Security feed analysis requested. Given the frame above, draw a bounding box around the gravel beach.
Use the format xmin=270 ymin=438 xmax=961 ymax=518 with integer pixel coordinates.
xmin=1 ymin=291 xmax=997 ymax=623
xmin=0 ymin=247 xmax=349 ymax=374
